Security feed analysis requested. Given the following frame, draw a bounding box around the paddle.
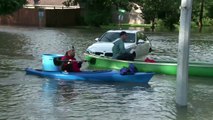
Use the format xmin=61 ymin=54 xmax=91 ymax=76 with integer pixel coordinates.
xmin=53 ymin=57 xmax=86 ymax=66
xmin=71 ymin=46 xmax=84 ymax=61
xmin=53 ymin=45 xmax=96 ymax=66
xmin=53 ymin=56 xmax=96 ymax=66
xmin=71 ymin=46 xmax=96 ymax=65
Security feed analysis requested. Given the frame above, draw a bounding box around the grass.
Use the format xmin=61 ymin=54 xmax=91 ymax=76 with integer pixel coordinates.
xmin=101 ymin=23 xmax=152 ymax=30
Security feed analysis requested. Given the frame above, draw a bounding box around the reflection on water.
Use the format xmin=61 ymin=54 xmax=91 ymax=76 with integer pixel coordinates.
xmin=0 ymin=26 xmax=213 ymax=120
xmin=42 ymin=80 xmax=78 ymax=101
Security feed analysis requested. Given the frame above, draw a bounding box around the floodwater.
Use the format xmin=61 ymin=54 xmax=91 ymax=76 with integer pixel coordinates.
xmin=0 ymin=26 xmax=212 ymax=120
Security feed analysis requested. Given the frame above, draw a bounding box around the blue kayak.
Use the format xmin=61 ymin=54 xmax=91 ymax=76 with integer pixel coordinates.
xmin=25 ymin=68 xmax=154 ymax=83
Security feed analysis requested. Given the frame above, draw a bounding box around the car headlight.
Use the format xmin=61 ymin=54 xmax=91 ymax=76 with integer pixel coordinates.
xmin=86 ymin=49 xmax=95 ymax=54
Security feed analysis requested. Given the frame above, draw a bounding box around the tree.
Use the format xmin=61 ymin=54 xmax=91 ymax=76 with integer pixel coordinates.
xmin=0 ymin=0 xmax=27 ymax=15
xmin=74 ymin=0 xmax=213 ymax=30
xmin=62 ymin=0 xmax=78 ymax=7
xmin=206 ymin=0 xmax=213 ymax=18
xmin=207 ymin=3 xmax=213 ymax=18
xmin=86 ymin=0 xmax=112 ymax=27
xmin=141 ymin=0 xmax=180 ymax=31
xmin=192 ymin=0 xmax=213 ymax=32
xmin=160 ymin=0 xmax=180 ymax=31
xmin=141 ymin=0 xmax=159 ymax=31
xmin=75 ymin=0 xmax=130 ymax=27
xmin=198 ymin=0 xmax=204 ymax=32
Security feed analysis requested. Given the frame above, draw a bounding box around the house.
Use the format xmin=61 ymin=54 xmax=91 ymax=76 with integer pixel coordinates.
xmin=0 ymin=0 xmax=80 ymax=27
xmin=0 ymin=1 xmax=144 ymax=27
xmin=112 ymin=2 xmax=144 ymax=25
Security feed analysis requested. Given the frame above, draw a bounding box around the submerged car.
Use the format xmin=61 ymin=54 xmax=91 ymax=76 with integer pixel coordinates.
xmin=86 ymin=30 xmax=152 ymax=59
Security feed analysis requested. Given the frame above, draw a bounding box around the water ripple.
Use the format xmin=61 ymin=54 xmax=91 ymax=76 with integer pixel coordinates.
xmin=0 ymin=26 xmax=213 ymax=120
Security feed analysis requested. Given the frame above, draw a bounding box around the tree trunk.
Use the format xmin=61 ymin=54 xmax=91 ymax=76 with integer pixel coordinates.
xmin=151 ymin=18 xmax=155 ymax=32
xmin=198 ymin=0 xmax=204 ymax=33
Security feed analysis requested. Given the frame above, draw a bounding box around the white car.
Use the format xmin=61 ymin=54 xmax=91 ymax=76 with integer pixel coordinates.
xmin=86 ymin=30 xmax=152 ymax=59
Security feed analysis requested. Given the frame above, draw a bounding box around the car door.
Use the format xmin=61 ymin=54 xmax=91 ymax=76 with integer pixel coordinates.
xmin=135 ymin=32 xmax=150 ymax=58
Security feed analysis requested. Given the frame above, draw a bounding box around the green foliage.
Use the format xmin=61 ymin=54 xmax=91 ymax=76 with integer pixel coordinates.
xmin=0 ymin=0 xmax=27 ymax=15
xmin=142 ymin=0 xmax=180 ymax=31
xmin=192 ymin=0 xmax=213 ymax=26
xmin=82 ymin=0 xmax=113 ymax=27
xmin=76 ymin=0 xmax=132 ymax=27
xmin=76 ymin=0 xmax=181 ymax=29
xmin=76 ymin=0 xmax=213 ymax=29
xmin=202 ymin=18 xmax=213 ymax=25
xmin=84 ymin=9 xmax=112 ymax=27
xmin=206 ymin=2 xmax=213 ymax=18
xmin=141 ymin=0 xmax=158 ymax=23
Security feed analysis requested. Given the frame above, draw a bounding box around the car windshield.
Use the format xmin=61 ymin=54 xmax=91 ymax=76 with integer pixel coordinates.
xmin=99 ymin=32 xmax=135 ymax=43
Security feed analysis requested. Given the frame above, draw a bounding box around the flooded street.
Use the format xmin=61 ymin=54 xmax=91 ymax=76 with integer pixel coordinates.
xmin=0 ymin=26 xmax=212 ymax=120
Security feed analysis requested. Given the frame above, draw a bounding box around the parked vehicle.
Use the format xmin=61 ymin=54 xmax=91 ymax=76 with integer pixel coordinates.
xmin=86 ymin=30 xmax=152 ymax=59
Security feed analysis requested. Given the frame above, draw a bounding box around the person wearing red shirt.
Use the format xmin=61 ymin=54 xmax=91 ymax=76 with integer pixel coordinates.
xmin=61 ymin=50 xmax=82 ymax=72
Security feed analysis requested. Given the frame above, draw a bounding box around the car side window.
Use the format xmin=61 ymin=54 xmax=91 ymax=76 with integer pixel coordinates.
xmin=136 ymin=33 xmax=141 ymax=43
xmin=137 ymin=32 xmax=148 ymax=44
xmin=125 ymin=33 xmax=135 ymax=43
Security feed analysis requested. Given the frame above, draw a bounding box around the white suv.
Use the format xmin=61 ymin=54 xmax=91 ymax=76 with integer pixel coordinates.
xmin=86 ymin=30 xmax=152 ymax=59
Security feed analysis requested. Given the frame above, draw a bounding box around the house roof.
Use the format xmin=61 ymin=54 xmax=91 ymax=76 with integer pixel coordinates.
xmin=26 ymin=0 xmax=80 ymax=9
xmin=27 ymin=0 xmax=65 ymax=5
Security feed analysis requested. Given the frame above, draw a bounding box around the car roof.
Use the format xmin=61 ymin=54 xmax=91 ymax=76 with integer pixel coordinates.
xmin=106 ymin=30 xmax=142 ymax=34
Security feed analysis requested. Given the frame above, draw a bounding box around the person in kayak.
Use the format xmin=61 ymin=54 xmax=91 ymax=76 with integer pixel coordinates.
xmin=112 ymin=31 xmax=135 ymax=61
xmin=61 ymin=49 xmax=82 ymax=72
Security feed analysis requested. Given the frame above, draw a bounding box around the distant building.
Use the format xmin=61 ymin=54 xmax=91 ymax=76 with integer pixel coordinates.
xmin=112 ymin=3 xmax=144 ymax=25
xmin=0 ymin=0 xmax=80 ymax=27
xmin=129 ymin=3 xmax=144 ymax=24
xmin=0 ymin=1 xmax=144 ymax=27
xmin=26 ymin=0 xmax=79 ymax=9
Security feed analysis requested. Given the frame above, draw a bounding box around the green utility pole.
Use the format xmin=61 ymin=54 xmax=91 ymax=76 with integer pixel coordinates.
xmin=118 ymin=8 xmax=125 ymax=29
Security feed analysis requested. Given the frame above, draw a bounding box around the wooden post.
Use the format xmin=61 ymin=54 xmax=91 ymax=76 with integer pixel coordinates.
xmin=176 ymin=0 xmax=193 ymax=106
